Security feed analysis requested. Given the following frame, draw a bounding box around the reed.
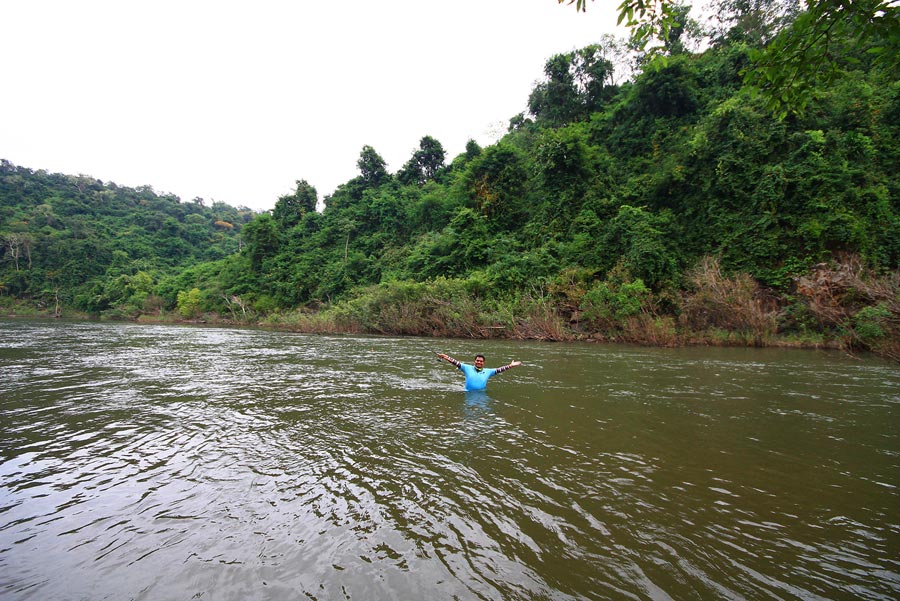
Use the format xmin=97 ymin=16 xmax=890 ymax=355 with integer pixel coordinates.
xmin=796 ymin=255 xmax=900 ymax=361
xmin=680 ymin=256 xmax=779 ymax=345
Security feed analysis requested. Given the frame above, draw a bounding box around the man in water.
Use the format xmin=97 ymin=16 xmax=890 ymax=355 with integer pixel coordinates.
xmin=436 ymin=353 xmax=522 ymax=391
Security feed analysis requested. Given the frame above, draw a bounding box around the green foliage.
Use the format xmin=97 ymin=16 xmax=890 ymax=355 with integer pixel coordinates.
xmin=272 ymin=179 xmax=317 ymax=229
xmin=176 ymin=287 xmax=203 ymax=319
xmin=633 ymin=56 xmax=699 ymax=118
xmin=528 ymin=45 xmax=617 ymax=126
xmin=602 ymin=205 xmax=678 ymax=288
xmin=397 ymin=136 xmax=446 ymax=186
xmin=581 ymin=278 xmax=651 ymax=325
xmin=459 ymin=143 xmax=530 ymax=231
xmin=744 ymin=0 xmax=900 ymax=117
xmin=560 ymin=0 xmax=684 ymax=57
xmin=356 ymin=145 xmax=389 ymax=188
xmin=853 ymin=303 xmax=890 ymax=341
xmin=535 ymin=125 xmax=592 ymax=199
xmin=0 ymin=160 xmax=248 ymax=312
xmin=484 ymin=243 xmax=561 ymax=291
xmin=2 ymin=25 xmax=898 ymax=362
xmin=103 ymin=270 xmax=155 ymax=312
xmin=562 ymin=0 xmax=899 ymax=116
xmin=241 ymin=213 xmax=280 ymax=269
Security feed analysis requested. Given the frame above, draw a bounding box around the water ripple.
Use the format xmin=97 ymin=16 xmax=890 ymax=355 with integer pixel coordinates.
xmin=1 ymin=321 xmax=898 ymax=600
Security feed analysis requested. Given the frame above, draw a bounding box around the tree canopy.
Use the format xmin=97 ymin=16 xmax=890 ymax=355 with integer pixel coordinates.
xmin=559 ymin=0 xmax=900 ymax=115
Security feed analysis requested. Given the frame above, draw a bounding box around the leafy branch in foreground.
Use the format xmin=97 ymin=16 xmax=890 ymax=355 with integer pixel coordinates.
xmin=559 ymin=0 xmax=678 ymax=52
xmin=558 ymin=0 xmax=900 ymax=116
xmin=743 ymin=0 xmax=900 ymax=117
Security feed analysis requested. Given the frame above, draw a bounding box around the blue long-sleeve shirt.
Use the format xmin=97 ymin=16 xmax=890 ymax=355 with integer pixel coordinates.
xmin=455 ymin=361 xmax=513 ymax=391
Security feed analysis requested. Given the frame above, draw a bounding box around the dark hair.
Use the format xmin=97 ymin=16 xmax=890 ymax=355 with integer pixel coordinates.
xmin=475 ymin=354 xmax=486 ymax=361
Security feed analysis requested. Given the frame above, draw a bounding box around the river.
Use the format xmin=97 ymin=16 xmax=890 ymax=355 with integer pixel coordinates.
xmin=1 ymin=320 xmax=898 ymax=600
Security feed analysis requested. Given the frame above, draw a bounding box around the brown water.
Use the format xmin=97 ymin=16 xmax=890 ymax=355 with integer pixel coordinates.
xmin=1 ymin=320 xmax=898 ymax=600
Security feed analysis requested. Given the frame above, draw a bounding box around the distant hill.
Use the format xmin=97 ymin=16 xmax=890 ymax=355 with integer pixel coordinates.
xmin=0 ymin=159 xmax=253 ymax=313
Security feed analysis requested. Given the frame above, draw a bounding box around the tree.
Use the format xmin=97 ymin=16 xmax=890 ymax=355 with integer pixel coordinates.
xmin=559 ymin=0 xmax=900 ymax=116
xmin=708 ymin=0 xmax=797 ymax=45
xmin=602 ymin=205 xmax=678 ymax=288
xmin=528 ymin=45 xmax=617 ymax=125
xmin=661 ymin=3 xmax=696 ymax=55
xmin=465 ymin=139 xmax=482 ymax=160
xmin=462 ymin=143 xmax=530 ymax=231
xmin=176 ymin=287 xmax=203 ymax=319
xmin=528 ymin=53 xmax=582 ymax=126
xmin=534 ymin=125 xmax=593 ymax=222
xmin=2 ymin=233 xmax=32 ymax=271
xmin=241 ymin=213 xmax=280 ymax=269
xmin=357 ymin=145 xmax=389 ymax=187
xmin=633 ymin=55 xmax=699 ymax=118
xmin=397 ymin=136 xmax=446 ymax=186
xmin=744 ymin=0 xmax=900 ymax=117
xmin=273 ymin=179 xmax=318 ymax=229
xmin=572 ymin=44 xmax=617 ymax=109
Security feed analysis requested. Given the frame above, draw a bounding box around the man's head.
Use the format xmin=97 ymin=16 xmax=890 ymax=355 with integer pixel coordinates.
xmin=474 ymin=355 xmax=485 ymax=370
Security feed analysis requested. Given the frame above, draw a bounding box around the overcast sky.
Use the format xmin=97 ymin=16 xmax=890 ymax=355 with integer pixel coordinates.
xmin=2 ymin=1 xmax=622 ymax=211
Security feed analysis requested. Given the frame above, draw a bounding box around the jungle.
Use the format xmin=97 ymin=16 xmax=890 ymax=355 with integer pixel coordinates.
xmin=2 ymin=0 xmax=898 ymax=362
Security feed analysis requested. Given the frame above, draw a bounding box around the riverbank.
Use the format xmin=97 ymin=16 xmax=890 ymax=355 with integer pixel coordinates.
xmin=2 ymin=300 xmax=847 ymax=356
xmin=3 ymin=256 xmax=895 ymax=362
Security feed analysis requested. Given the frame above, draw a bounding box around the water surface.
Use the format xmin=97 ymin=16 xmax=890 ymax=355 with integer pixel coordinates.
xmin=1 ymin=320 xmax=898 ymax=599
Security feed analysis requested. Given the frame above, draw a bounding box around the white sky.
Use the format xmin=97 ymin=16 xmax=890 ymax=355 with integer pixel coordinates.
xmin=2 ymin=1 xmax=622 ymax=211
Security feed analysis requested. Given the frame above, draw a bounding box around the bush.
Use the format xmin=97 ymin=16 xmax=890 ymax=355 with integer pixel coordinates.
xmin=853 ymin=304 xmax=890 ymax=340
xmin=681 ymin=256 xmax=778 ymax=343
xmin=580 ymin=278 xmax=651 ymax=331
xmin=794 ymin=255 xmax=900 ymax=360
xmin=176 ymin=288 xmax=202 ymax=319
xmin=582 ymin=279 xmax=649 ymax=322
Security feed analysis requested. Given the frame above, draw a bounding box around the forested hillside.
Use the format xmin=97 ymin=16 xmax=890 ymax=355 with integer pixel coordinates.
xmin=0 ymin=163 xmax=253 ymax=317
xmin=2 ymin=1 xmax=898 ymax=360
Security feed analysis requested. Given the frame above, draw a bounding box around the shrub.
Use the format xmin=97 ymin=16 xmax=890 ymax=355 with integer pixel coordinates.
xmin=794 ymin=255 xmax=900 ymax=360
xmin=581 ymin=278 xmax=651 ymax=330
xmin=681 ymin=256 xmax=778 ymax=343
xmin=176 ymin=288 xmax=202 ymax=319
xmin=853 ymin=304 xmax=890 ymax=340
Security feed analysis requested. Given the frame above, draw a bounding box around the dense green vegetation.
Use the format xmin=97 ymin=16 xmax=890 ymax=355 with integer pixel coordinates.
xmin=2 ymin=0 xmax=898 ymax=361
xmin=565 ymin=0 xmax=900 ymax=116
xmin=0 ymin=164 xmax=252 ymax=318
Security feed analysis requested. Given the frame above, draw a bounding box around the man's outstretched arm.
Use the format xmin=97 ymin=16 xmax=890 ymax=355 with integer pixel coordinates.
xmin=437 ymin=353 xmax=462 ymax=368
xmin=493 ymin=360 xmax=522 ymax=374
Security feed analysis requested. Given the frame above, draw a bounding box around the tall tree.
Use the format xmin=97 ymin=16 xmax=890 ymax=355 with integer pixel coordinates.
xmin=529 ymin=45 xmax=617 ymax=125
xmin=398 ymin=136 xmax=446 ymax=186
xmin=241 ymin=213 xmax=280 ymax=269
xmin=572 ymin=44 xmax=617 ymax=109
xmin=559 ymin=0 xmax=900 ymax=115
xmin=272 ymin=179 xmax=318 ymax=229
xmin=357 ymin=145 xmax=389 ymax=187
xmin=708 ymin=0 xmax=797 ymax=44
xmin=528 ymin=53 xmax=582 ymax=126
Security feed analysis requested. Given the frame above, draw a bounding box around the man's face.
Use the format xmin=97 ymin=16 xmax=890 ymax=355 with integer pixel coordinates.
xmin=474 ymin=356 xmax=485 ymax=370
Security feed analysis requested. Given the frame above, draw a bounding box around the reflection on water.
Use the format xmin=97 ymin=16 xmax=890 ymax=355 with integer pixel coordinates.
xmin=0 ymin=320 xmax=898 ymax=600
xmin=463 ymin=390 xmax=493 ymax=419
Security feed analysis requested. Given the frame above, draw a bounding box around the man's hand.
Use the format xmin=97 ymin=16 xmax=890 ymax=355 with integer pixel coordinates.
xmin=510 ymin=360 xmax=522 ymax=367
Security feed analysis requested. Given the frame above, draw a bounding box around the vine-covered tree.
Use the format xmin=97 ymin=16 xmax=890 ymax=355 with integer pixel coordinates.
xmin=529 ymin=45 xmax=617 ymax=125
xmin=397 ymin=136 xmax=446 ymax=186
xmin=272 ymin=179 xmax=318 ymax=229
xmin=558 ymin=0 xmax=900 ymax=115
xmin=357 ymin=145 xmax=389 ymax=188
